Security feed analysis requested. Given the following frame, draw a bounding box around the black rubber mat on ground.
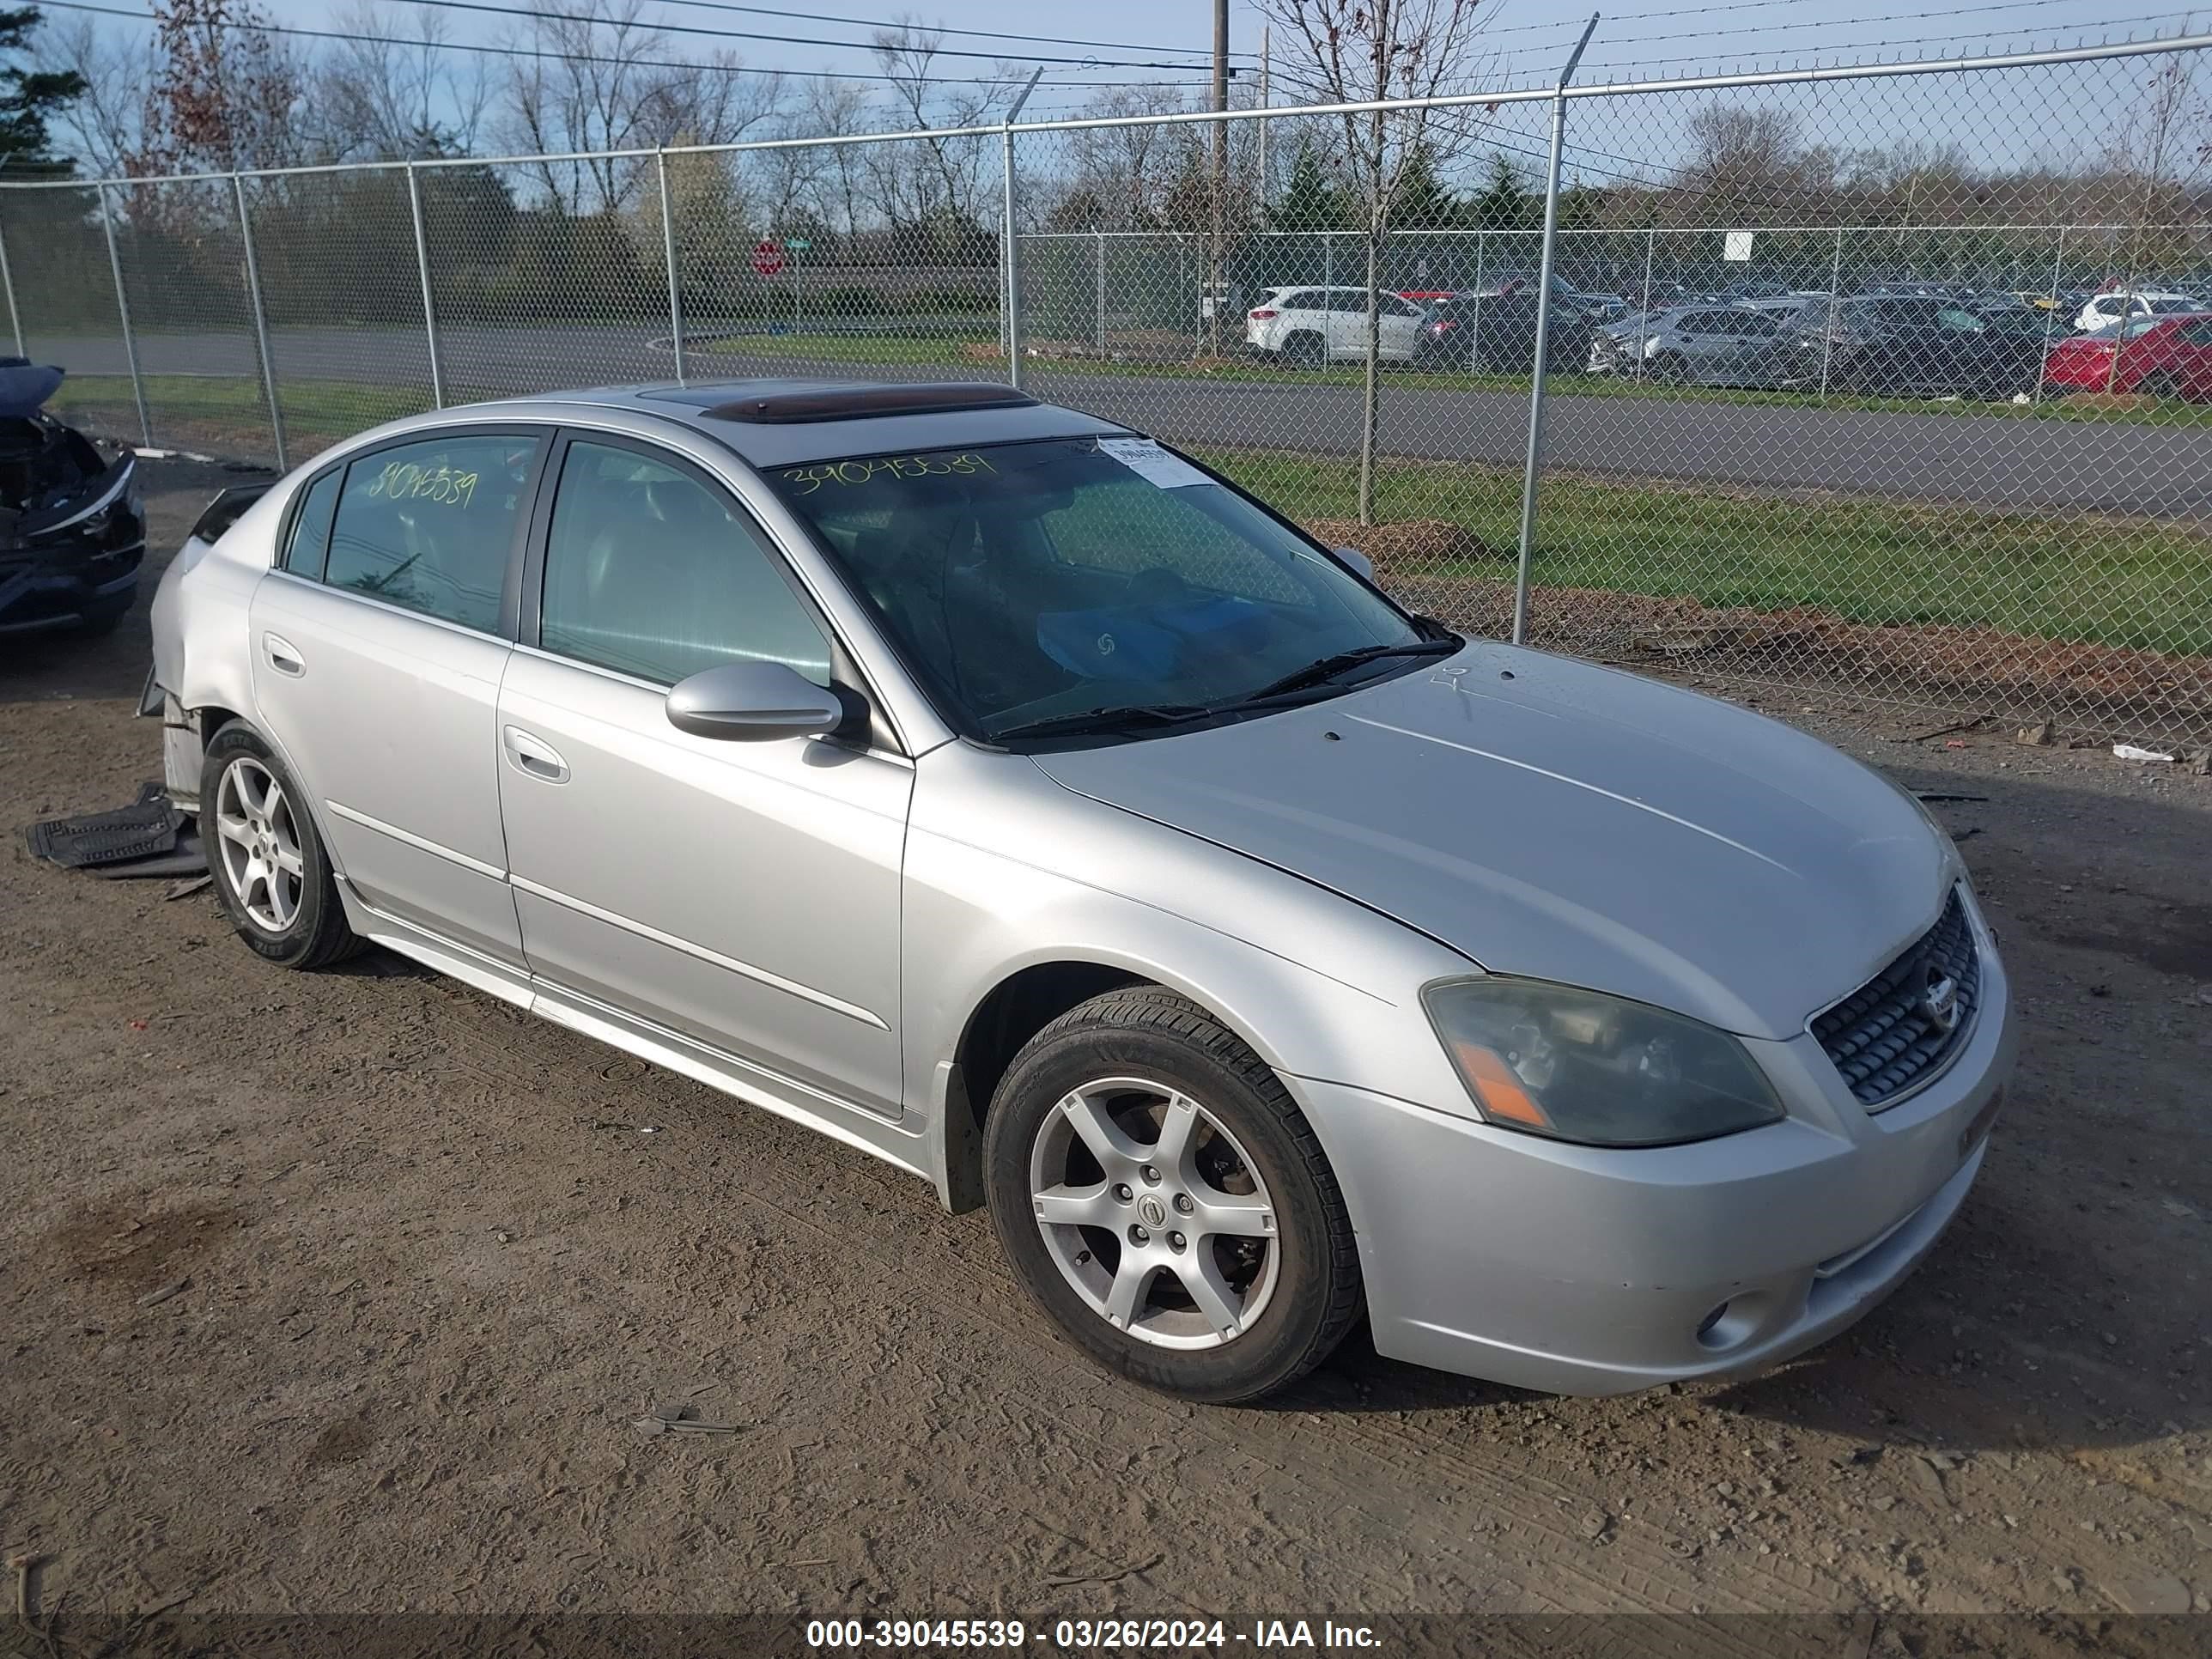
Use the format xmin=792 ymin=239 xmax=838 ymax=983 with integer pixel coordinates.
xmin=85 ymin=828 xmax=206 ymax=879
xmin=25 ymin=797 xmax=185 ymax=868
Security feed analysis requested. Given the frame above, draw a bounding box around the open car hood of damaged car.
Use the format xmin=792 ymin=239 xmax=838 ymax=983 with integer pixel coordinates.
xmin=0 ymin=360 xmax=65 ymax=420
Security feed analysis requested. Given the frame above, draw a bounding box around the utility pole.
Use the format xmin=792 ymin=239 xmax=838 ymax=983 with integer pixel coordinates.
xmin=1208 ymin=0 xmax=1229 ymax=356
xmin=1257 ymin=26 xmax=1271 ymax=212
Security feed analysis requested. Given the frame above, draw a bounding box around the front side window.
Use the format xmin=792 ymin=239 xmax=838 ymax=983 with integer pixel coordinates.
xmin=324 ymin=434 xmax=540 ymax=632
xmin=765 ymin=438 xmax=1434 ymax=743
xmin=538 ymin=439 xmax=830 ymax=689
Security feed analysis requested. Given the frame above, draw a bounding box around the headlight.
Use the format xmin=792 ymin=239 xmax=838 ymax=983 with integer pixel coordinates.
xmin=1422 ymin=978 xmax=1784 ymax=1147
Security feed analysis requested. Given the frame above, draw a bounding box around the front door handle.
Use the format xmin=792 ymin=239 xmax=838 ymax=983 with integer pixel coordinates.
xmin=502 ymin=725 xmax=569 ymax=784
xmin=262 ymin=632 xmax=304 ymax=677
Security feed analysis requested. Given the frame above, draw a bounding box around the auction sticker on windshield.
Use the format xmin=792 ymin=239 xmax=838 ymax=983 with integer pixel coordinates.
xmin=1097 ymin=436 xmax=1209 ymax=489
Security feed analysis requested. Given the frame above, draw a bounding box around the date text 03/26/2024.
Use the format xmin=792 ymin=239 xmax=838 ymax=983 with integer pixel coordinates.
xmin=805 ymin=1620 xmax=1382 ymax=1650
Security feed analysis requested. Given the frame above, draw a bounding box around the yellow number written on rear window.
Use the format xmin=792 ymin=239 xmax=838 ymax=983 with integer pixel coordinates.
xmin=366 ymin=460 xmax=479 ymax=507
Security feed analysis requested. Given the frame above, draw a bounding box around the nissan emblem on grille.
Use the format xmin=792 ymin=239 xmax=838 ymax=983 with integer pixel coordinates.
xmin=1811 ymin=890 xmax=1980 ymax=1108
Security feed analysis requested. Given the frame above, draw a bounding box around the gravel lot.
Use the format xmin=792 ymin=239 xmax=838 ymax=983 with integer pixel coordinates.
xmin=2 ymin=465 xmax=2208 ymax=1653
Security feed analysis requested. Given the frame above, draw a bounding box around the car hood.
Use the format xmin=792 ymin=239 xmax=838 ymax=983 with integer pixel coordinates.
xmin=1029 ymin=643 xmax=1951 ymax=1039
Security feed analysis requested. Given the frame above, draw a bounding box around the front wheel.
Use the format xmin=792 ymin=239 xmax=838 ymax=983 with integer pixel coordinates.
xmin=984 ymin=988 xmax=1363 ymax=1403
xmin=202 ymin=723 xmax=366 ymax=969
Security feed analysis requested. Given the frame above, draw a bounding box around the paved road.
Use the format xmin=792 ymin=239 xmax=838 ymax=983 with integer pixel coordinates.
xmin=34 ymin=322 xmax=2212 ymax=515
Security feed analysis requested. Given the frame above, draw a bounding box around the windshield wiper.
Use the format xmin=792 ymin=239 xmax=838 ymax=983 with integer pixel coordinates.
xmin=1232 ymin=637 xmax=1461 ymax=704
xmin=988 ymin=702 xmax=1219 ymax=743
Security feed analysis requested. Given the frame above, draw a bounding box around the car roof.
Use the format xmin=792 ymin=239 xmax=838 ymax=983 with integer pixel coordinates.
xmin=464 ymin=379 xmax=1127 ymax=470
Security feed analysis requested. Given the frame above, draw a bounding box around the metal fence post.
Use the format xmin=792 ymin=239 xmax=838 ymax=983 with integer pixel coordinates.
xmin=1469 ymin=229 xmax=1486 ymax=369
xmin=1512 ymin=14 xmax=1598 ymax=648
xmin=1819 ymin=225 xmax=1844 ymax=398
xmin=231 ymin=173 xmax=288 ymax=472
xmin=2034 ymin=226 xmax=2067 ymax=406
xmin=1000 ymin=70 xmax=1042 ymax=390
xmin=657 ymin=149 xmax=685 ymax=386
xmin=1096 ymin=228 xmax=1106 ymax=354
xmin=405 ymin=162 xmax=446 ymax=409
xmin=0 ymin=210 xmax=22 ymax=359
xmin=98 ymin=182 xmax=151 ymax=447
xmin=1324 ymin=234 xmax=1334 ymax=292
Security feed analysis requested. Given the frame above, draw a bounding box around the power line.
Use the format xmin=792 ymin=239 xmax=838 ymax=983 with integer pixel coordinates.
xmin=1480 ymin=0 xmax=2186 ymax=33
xmin=35 ymin=0 xmax=1221 ymax=90
xmin=398 ymin=0 xmax=1226 ymax=70
xmin=630 ymin=0 xmax=1254 ymax=61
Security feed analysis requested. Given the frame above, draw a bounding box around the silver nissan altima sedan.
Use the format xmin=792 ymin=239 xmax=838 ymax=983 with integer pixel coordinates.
xmin=148 ymin=380 xmax=2014 ymax=1403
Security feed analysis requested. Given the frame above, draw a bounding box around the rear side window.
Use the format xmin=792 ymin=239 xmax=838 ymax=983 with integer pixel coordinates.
xmin=538 ymin=439 xmax=831 ymax=689
xmin=2179 ymin=319 xmax=2212 ymax=345
xmin=282 ymin=471 xmax=340 ymax=580
xmin=325 ymin=434 xmax=540 ymax=632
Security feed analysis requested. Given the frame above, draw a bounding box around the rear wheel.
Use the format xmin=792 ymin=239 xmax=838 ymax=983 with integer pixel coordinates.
xmin=984 ymin=988 xmax=1362 ymax=1403
xmin=2142 ymin=369 xmax=2184 ymax=400
xmin=1282 ymin=331 xmax=1324 ymax=369
xmin=202 ymin=723 xmax=365 ymax=969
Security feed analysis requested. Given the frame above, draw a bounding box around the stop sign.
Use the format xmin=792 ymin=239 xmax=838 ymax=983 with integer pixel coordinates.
xmin=751 ymin=239 xmax=786 ymax=276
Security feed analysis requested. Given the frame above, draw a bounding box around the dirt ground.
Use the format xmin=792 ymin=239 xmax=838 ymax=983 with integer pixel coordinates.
xmin=2 ymin=465 xmax=2209 ymax=1652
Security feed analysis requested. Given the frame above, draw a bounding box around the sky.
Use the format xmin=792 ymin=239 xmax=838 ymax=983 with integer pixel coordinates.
xmin=223 ymin=0 xmax=2211 ymax=113
xmin=39 ymin=0 xmax=2212 ymax=177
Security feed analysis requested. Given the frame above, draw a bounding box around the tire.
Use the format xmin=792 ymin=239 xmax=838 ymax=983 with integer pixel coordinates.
xmin=983 ymin=987 xmax=1362 ymax=1403
xmin=2142 ymin=370 xmax=2183 ymax=400
xmin=1282 ymin=331 xmax=1325 ymax=369
xmin=1647 ymin=351 xmax=1689 ymax=385
xmin=200 ymin=722 xmax=366 ymax=969
xmin=74 ymin=597 xmax=131 ymax=637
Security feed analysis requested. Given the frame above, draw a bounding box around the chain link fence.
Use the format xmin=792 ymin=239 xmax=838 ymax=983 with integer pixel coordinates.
xmin=6 ymin=35 xmax=2209 ymax=743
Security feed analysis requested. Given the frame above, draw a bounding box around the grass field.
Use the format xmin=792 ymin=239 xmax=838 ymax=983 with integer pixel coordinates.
xmin=51 ymin=373 xmax=2212 ymax=658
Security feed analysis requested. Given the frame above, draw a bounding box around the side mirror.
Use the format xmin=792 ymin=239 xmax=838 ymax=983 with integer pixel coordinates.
xmin=1333 ymin=545 xmax=1376 ymax=583
xmin=666 ymin=660 xmax=845 ymax=743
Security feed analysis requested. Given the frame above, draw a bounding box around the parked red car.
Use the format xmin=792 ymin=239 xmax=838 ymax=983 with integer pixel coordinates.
xmin=2043 ymin=312 xmax=2212 ymax=398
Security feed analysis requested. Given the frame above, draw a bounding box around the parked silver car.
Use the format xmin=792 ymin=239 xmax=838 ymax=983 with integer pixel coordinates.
xmin=1591 ymin=303 xmax=1809 ymax=387
xmin=149 ymin=381 xmax=2014 ymax=1402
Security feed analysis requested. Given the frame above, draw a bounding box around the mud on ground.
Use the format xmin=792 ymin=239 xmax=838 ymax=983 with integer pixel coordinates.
xmin=0 ymin=465 xmax=2207 ymax=1644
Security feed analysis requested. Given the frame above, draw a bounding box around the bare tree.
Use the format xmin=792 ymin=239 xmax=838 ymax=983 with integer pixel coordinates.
xmin=1682 ymin=106 xmax=1838 ymax=222
xmin=44 ymin=15 xmax=151 ymax=176
xmin=1258 ymin=0 xmax=1496 ymax=522
xmin=865 ymin=21 xmax=1007 ymax=252
xmin=2100 ymin=50 xmax=2212 ymax=391
xmin=1063 ymin=85 xmax=1200 ymax=230
xmin=496 ymin=0 xmax=774 ymax=216
xmin=307 ymin=2 xmax=489 ymax=161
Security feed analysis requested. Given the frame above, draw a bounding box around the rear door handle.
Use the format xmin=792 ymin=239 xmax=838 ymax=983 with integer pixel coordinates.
xmin=502 ymin=725 xmax=569 ymax=784
xmin=262 ymin=632 xmax=304 ymax=677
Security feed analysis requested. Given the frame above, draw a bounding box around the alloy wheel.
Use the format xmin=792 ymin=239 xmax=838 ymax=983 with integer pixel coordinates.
xmin=215 ymin=757 xmax=305 ymax=933
xmin=1028 ymin=1076 xmax=1280 ymax=1350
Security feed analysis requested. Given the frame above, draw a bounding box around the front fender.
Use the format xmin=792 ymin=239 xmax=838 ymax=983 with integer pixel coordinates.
xmin=902 ymin=743 xmax=1477 ymax=1207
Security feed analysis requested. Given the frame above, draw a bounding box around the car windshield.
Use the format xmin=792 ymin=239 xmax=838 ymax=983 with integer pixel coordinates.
xmin=2148 ymin=295 xmax=2201 ymax=314
xmin=764 ymin=436 xmax=1435 ymax=743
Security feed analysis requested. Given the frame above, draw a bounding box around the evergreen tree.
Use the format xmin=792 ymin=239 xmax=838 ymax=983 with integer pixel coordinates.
xmin=0 ymin=6 xmax=84 ymax=175
xmin=1391 ymin=142 xmax=1458 ymax=229
xmin=1470 ymin=153 xmax=1534 ymax=232
xmin=1267 ymin=138 xmax=1347 ymax=232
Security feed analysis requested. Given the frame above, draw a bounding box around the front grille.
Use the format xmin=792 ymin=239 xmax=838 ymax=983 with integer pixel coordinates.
xmin=1813 ymin=890 xmax=1980 ymax=1108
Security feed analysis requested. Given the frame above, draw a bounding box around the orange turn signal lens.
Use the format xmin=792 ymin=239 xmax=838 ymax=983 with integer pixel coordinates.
xmin=1451 ymin=1040 xmax=1554 ymax=1129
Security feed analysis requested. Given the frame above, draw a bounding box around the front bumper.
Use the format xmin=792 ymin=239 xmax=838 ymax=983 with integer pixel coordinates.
xmin=0 ymin=537 xmax=145 ymax=635
xmin=1295 ymin=921 xmax=2017 ymax=1395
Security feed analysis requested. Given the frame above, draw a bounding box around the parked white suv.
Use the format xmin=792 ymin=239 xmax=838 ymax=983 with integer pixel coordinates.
xmin=1246 ymin=286 xmax=1431 ymax=366
xmin=2073 ymin=289 xmax=2205 ymax=333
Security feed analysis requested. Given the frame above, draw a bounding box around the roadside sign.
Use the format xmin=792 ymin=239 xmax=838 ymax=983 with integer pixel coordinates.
xmin=1723 ymin=230 xmax=1755 ymax=263
xmin=786 ymin=238 xmax=812 ymax=252
xmin=752 ymin=239 xmax=787 ymax=276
